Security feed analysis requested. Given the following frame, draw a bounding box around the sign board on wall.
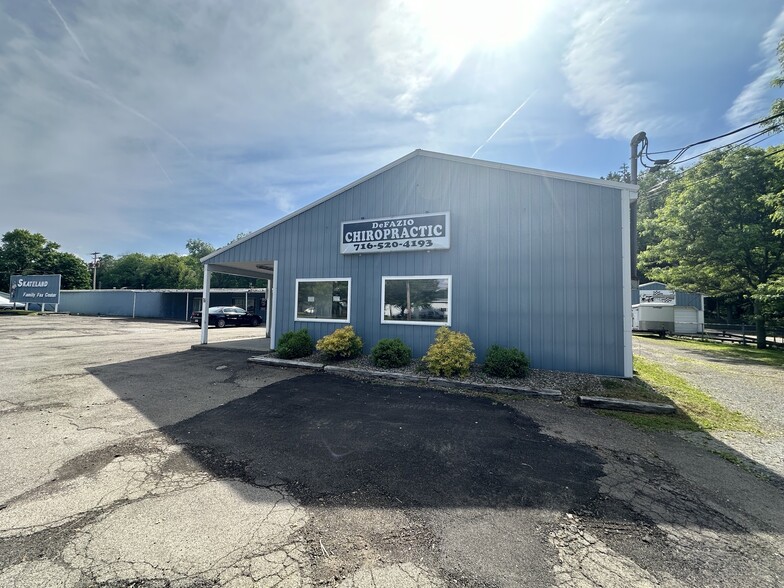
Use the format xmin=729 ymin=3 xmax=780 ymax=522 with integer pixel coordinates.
xmin=340 ymin=212 xmax=450 ymax=255
xmin=639 ymin=289 xmax=675 ymax=306
xmin=10 ymin=274 xmax=61 ymax=304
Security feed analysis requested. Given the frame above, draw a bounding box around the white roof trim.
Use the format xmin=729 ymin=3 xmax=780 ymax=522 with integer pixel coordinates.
xmin=202 ymin=149 xmax=638 ymax=263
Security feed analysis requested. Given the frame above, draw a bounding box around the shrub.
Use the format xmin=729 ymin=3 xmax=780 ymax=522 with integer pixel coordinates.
xmin=276 ymin=329 xmax=313 ymax=359
xmin=316 ymin=325 xmax=363 ymax=360
xmin=423 ymin=326 xmax=476 ymax=377
xmin=370 ymin=338 xmax=412 ymax=369
xmin=482 ymin=344 xmax=530 ymax=378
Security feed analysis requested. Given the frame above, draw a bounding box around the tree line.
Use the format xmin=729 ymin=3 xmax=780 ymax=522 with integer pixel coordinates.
xmin=0 ymin=232 xmax=264 ymax=294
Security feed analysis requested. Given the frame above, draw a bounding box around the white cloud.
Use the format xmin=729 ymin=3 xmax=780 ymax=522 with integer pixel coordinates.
xmin=726 ymin=7 xmax=784 ymax=125
xmin=562 ymin=1 xmax=683 ymax=139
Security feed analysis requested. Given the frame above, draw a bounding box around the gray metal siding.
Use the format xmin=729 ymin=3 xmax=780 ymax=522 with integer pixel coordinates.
xmin=58 ymin=291 xmax=256 ymax=320
xmin=209 ymin=154 xmax=626 ymax=375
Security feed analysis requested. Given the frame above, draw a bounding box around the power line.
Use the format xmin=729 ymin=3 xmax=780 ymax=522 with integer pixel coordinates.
xmin=645 ymin=112 xmax=783 ymax=157
xmin=643 ymin=143 xmax=784 ymax=198
xmin=649 ymin=127 xmax=780 ymax=167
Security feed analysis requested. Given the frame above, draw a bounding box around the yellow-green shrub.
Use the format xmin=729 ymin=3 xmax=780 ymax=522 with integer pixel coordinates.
xmin=423 ymin=326 xmax=476 ymax=377
xmin=316 ymin=325 xmax=363 ymax=360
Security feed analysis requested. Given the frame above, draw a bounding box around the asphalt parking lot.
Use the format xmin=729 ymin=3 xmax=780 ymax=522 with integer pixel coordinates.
xmin=1 ymin=315 xmax=784 ymax=587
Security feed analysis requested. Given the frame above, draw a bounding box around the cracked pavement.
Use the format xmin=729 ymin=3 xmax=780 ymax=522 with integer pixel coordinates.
xmin=1 ymin=315 xmax=783 ymax=587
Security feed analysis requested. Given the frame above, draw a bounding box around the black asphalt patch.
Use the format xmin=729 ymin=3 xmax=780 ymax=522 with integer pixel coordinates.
xmin=165 ymin=373 xmax=603 ymax=510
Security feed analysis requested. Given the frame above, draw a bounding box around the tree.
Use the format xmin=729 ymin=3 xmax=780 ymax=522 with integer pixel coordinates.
xmin=639 ymin=147 xmax=784 ymax=347
xmin=0 ymin=229 xmax=90 ymax=291
xmin=601 ymin=163 xmax=631 ymax=183
xmin=185 ymin=238 xmax=215 ymax=260
xmin=38 ymin=252 xmax=91 ymax=290
xmin=769 ymin=38 xmax=784 ymax=122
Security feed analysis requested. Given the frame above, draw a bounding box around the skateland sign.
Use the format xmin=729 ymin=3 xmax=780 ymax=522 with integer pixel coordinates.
xmin=10 ymin=274 xmax=62 ymax=305
xmin=340 ymin=212 xmax=450 ymax=255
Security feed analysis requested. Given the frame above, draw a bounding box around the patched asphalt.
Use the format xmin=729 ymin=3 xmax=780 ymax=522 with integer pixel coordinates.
xmin=4 ymin=316 xmax=784 ymax=587
xmin=165 ymin=373 xmax=604 ymax=511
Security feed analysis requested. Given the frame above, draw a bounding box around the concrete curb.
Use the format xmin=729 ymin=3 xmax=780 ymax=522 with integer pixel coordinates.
xmin=427 ymin=378 xmax=562 ymax=399
xmin=248 ymin=356 xmax=325 ymax=370
xmin=247 ymin=356 xmax=562 ymax=400
xmin=323 ymin=365 xmax=429 ymax=383
xmin=577 ymin=395 xmax=676 ymax=414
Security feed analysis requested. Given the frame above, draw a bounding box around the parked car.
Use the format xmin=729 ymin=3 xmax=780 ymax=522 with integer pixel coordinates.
xmin=190 ymin=306 xmax=262 ymax=328
xmin=0 ymin=293 xmax=24 ymax=310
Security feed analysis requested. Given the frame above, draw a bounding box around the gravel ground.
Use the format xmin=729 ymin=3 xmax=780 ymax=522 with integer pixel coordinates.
xmin=632 ymin=336 xmax=784 ymax=434
xmin=632 ymin=335 xmax=784 ymax=485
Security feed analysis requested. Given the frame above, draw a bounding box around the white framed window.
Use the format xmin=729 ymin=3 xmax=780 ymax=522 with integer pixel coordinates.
xmin=381 ymin=275 xmax=451 ymax=326
xmin=193 ymin=297 xmax=203 ymax=312
xmin=295 ymin=278 xmax=351 ymax=323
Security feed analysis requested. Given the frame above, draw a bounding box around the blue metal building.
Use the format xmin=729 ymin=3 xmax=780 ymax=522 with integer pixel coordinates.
xmin=200 ymin=150 xmax=636 ymax=376
xmin=58 ymin=288 xmax=266 ymax=321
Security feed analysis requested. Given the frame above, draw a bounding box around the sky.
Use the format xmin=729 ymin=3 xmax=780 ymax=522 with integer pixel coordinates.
xmin=1 ymin=0 xmax=784 ymax=260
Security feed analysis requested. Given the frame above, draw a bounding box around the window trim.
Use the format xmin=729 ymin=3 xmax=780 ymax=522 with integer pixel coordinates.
xmin=294 ymin=277 xmax=352 ymax=323
xmin=380 ymin=275 xmax=452 ymax=326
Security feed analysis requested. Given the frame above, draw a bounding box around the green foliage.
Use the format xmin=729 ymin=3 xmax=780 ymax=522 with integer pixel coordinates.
xmin=601 ymin=163 xmax=631 ymax=183
xmin=316 ymin=325 xmax=363 ymax=360
xmin=0 ymin=229 xmax=90 ymax=291
xmin=639 ymin=147 xmax=784 ymax=346
xmin=482 ymin=344 xmax=530 ymax=378
xmin=276 ymin=329 xmax=313 ymax=359
xmin=0 ymin=231 xmax=270 ymax=292
xmin=369 ymin=338 xmax=412 ymax=368
xmin=423 ymin=326 xmax=476 ymax=377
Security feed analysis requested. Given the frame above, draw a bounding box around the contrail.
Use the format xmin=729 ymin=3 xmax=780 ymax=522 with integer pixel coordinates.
xmin=471 ymin=92 xmax=537 ymax=158
xmin=145 ymin=143 xmax=174 ymax=183
xmin=47 ymin=0 xmax=91 ymax=62
xmin=61 ymin=68 xmax=198 ymax=159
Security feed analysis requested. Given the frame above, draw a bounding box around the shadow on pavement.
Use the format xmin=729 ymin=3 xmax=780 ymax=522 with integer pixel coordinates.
xmin=86 ymin=351 xmax=784 ymax=526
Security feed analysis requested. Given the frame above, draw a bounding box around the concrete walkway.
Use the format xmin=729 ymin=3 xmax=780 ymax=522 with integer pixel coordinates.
xmin=192 ymin=327 xmax=271 ymax=354
xmin=193 ymin=337 xmax=271 ymax=354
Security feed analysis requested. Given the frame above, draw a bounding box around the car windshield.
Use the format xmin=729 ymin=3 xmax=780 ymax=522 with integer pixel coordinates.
xmin=227 ymin=307 xmax=246 ymax=314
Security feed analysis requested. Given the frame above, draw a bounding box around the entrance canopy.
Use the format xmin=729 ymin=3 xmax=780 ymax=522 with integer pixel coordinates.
xmin=198 ymin=259 xmax=276 ymax=346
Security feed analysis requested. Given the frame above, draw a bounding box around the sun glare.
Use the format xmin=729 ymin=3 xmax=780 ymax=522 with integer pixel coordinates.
xmin=404 ymin=0 xmax=548 ymax=70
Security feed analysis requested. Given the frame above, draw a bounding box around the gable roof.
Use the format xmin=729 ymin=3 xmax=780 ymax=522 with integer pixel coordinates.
xmin=202 ymin=149 xmax=637 ymax=263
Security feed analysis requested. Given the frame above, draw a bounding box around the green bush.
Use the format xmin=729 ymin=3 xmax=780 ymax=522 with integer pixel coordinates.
xmin=370 ymin=338 xmax=412 ymax=369
xmin=316 ymin=325 xmax=363 ymax=360
xmin=276 ymin=329 xmax=313 ymax=359
xmin=482 ymin=344 xmax=530 ymax=378
xmin=423 ymin=326 xmax=476 ymax=377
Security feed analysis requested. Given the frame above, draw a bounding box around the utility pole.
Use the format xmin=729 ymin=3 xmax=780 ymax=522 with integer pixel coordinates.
xmin=629 ymin=132 xmax=646 ymax=287
xmin=90 ymin=251 xmax=100 ymax=290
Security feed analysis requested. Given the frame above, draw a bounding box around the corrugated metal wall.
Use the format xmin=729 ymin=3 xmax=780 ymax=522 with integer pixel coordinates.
xmin=58 ymin=291 xmax=256 ymax=320
xmin=208 ymin=153 xmax=627 ymax=375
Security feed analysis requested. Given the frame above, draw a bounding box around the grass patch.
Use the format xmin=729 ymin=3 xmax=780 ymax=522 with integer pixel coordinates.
xmin=647 ymin=336 xmax=784 ymax=368
xmin=596 ymin=409 xmax=700 ymax=432
xmin=632 ymin=356 xmax=761 ymax=433
xmin=598 ymin=377 xmax=664 ymax=403
xmin=710 ymin=450 xmax=744 ymax=466
xmin=590 ymin=356 xmax=763 ymax=433
xmin=0 ymin=310 xmax=36 ymax=316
